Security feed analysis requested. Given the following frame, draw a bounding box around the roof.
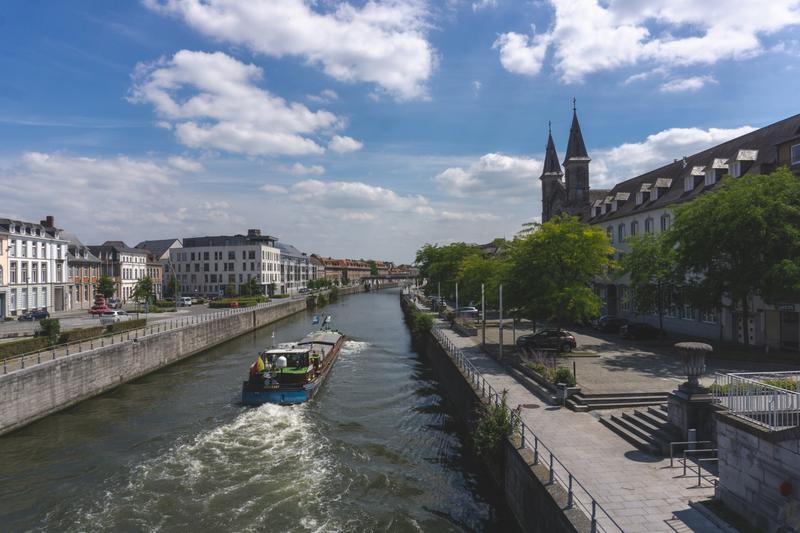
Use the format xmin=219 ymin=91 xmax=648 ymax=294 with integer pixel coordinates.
xmin=61 ymin=232 xmax=101 ymax=263
xmin=540 ymin=129 xmax=563 ymax=177
xmin=564 ymin=108 xmax=589 ymax=163
xmin=588 ymin=113 xmax=800 ymax=224
xmin=89 ymin=241 xmax=147 ymax=254
xmin=135 ymin=239 xmax=181 ymax=259
xmin=182 ymin=234 xmax=278 ymax=248
xmin=274 ymin=242 xmax=307 ymax=260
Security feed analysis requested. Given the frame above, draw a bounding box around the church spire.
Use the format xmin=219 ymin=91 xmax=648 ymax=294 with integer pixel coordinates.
xmin=540 ymin=123 xmax=563 ymax=179
xmin=564 ymin=99 xmax=589 ymax=164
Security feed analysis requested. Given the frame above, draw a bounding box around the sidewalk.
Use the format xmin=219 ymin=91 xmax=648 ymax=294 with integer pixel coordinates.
xmin=437 ymin=324 xmax=723 ymax=533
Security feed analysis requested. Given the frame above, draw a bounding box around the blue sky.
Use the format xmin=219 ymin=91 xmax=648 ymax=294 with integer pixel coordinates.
xmin=1 ymin=0 xmax=799 ymax=262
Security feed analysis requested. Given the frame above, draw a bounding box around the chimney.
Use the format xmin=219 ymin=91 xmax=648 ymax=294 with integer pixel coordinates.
xmin=40 ymin=215 xmax=55 ymax=227
xmin=247 ymin=229 xmax=261 ymax=238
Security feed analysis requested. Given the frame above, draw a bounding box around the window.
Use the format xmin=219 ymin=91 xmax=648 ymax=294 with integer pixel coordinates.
xmin=31 ymin=263 xmax=38 ymax=283
xmin=618 ymin=224 xmax=625 ymax=243
xmin=730 ymin=161 xmax=741 ymax=178
xmin=249 ymin=250 xmax=255 ymax=259
xmin=42 ymin=288 xmax=47 ymax=308
xmin=620 ymin=286 xmax=630 ymax=312
xmin=701 ymin=308 xmax=718 ymax=324
xmin=10 ymin=289 xmax=16 ymax=310
xmin=21 ymin=262 xmax=28 ymax=283
xmin=704 ymin=172 xmax=716 ymax=187
xmin=660 ymin=214 xmax=671 ymax=232
xmin=684 ymin=176 xmax=694 ymax=192
xmin=792 ymin=144 xmax=800 ymax=165
xmin=228 ymin=251 xmax=235 ymax=260
xmin=203 ymin=252 xmax=209 ymax=260
xmin=644 ymin=218 xmax=653 ymax=234
xmin=10 ymin=261 xmax=17 ymax=283
xmin=42 ymin=263 xmax=47 ymax=282
xmin=630 ymin=220 xmax=638 ymax=236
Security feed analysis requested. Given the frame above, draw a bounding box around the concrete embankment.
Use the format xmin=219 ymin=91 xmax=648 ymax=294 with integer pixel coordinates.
xmin=400 ymin=295 xmax=587 ymax=533
xmin=0 ymin=285 xmax=370 ymax=437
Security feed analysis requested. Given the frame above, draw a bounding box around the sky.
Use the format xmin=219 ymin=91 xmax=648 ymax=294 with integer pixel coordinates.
xmin=0 ymin=0 xmax=799 ymax=263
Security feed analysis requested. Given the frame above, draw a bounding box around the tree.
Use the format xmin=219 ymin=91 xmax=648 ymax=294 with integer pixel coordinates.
xmin=133 ymin=276 xmax=154 ymax=307
xmin=164 ymin=272 xmax=179 ymax=299
xmin=368 ymin=260 xmax=379 ymax=277
xmin=457 ymin=253 xmax=503 ymax=308
xmin=667 ymin=168 xmax=800 ymax=346
xmin=38 ymin=318 xmax=60 ymax=345
xmin=240 ymin=277 xmax=261 ymax=297
xmin=414 ymin=242 xmax=482 ymax=297
xmin=620 ymin=233 xmax=681 ymax=334
xmin=97 ymin=275 xmax=116 ymax=298
xmin=505 ymin=214 xmax=613 ymax=326
xmin=224 ymin=283 xmax=237 ymax=297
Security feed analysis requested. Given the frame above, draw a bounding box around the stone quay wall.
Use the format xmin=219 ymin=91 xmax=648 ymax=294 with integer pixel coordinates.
xmin=715 ymin=411 xmax=800 ymax=531
xmin=400 ymin=296 xmax=587 ymax=533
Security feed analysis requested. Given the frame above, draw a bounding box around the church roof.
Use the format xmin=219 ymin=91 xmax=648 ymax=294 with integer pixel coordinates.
xmin=564 ymin=107 xmax=589 ymax=163
xmin=540 ymin=128 xmax=563 ymax=178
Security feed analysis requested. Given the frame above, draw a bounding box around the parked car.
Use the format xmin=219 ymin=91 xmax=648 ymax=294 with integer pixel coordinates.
xmin=179 ymin=296 xmax=192 ymax=307
xmin=99 ymin=310 xmax=131 ymax=326
xmin=516 ymin=329 xmax=577 ymax=353
xmin=592 ymin=315 xmax=629 ymax=333
xmin=456 ymin=306 xmax=480 ymax=318
xmin=298 ymin=287 xmax=309 ymax=294
xmin=107 ymin=298 xmax=122 ymax=310
xmin=620 ymin=322 xmax=662 ymax=339
xmin=18 ymin=309 xmax=50 ymax=321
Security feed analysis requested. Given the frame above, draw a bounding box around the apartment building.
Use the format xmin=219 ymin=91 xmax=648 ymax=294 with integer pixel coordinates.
xmin=0 ymin=232 xmax=7 ymax=317
xmin=135 ymin=238 xmax=182 ymax=296
xmin=89 ymin=241 xmax=151 ymax=302
xmin=63 ymin=232 xmax=101 ymax=311
xmin=171 ymin=229 xmax=281 ymax=297
xmin=0 ymin=216 xmax=70 ymax=317
xmin=275 ymin=242 xmax=311 ymax=294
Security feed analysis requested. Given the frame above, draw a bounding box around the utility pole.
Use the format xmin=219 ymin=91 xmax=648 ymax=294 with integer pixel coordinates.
xmin=499 ymin=284 xmax=504 ymax=360
xmin=481 ymin=283 xmax=485 ymax=346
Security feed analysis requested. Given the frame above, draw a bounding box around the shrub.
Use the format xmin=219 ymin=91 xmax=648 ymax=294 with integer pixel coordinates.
xmin=208 ymin=296 xmax=267 ymax=308
xmin=528 ymin=362 xmax=555 ymax=382
xmin=154 ymin=300 xmax=177 ymax=308
xmin=473 ymin=391 xmax=519 ymax=459
xmin=0 ymin=337 xmax=51 ymax=358
xmin=329 ymin=286 xmax=339 ymax=301
xmin=414 ymin=312 xmax=434 ymax=333
xmin=554 ymin=366 xmax=577 ymax=386
xmin=272 ymin=294 xmax=289 ymax=299
xmin=38 ymin=318 xmax=61 ymax=344
xmin=106 ymin=318 xmax=147 ymax=334
xmin=58 ymin=326 xmax=105 ymax=344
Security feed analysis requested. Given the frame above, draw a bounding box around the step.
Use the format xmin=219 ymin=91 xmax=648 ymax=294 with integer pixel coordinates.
xmin=612 ymin=413 xmax=659 ymax=443
xmin=598 ymin=416 xmax=660 ymax=455
xmin=577 ymin=391 xmax=670 ymax=399
xmin=648 ymin=405 xmax=669 ymax=423
xmin=635 ymin=408 xmax=671 ymax=429
xmin=575 ymin=395 xmax=668 ymax=405
xmin=580 ymin=400 xmax=666 ymax=410
xmin=625 ymin=411 xmax=680 ymax=454
xmin=622 ymin=411 xmax=663 ymax=434
xmin=565 ymin=397 xmax=589 ymax=412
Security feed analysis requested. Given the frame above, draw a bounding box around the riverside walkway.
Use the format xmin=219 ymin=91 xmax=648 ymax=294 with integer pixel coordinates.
xmin=434 ymin=322 xmax=722 ymax=533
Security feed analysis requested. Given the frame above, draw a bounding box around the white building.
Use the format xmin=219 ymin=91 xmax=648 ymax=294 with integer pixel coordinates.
xmin=275 ymin=242 xmax=312 ymax=295
xmin=88 ymin=241 xmax=151 ymax=302
xmin=172 ymin=229 xmax=281 ymax=297
xmin=0 ymin=216 xmax=70 ymax=317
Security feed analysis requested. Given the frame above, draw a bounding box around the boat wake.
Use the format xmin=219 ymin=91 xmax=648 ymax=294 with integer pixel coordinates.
xmin=58 ymin=404 xmax=336 ymax=532
xmin=339 ymin=340 xmax=370 ymax=357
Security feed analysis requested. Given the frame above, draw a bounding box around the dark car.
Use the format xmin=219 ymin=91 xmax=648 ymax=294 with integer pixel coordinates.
xmin=620 ymin=322 xmax=662 ymax=339
xmin=18 ymin=309 xmax=50 ymax=321
xmin=516 ymin=329 xmax=577 ymax=353
xmin=592 ymin=315 xmax=629 ymax=333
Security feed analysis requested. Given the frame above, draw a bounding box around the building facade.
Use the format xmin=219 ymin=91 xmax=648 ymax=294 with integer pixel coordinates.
xmin=63 ymin=233 xmax=101 ymax=311
xmin=275 ymin=242 xmax=311 ymax=294
xmin=172 ymin=229 xmax=281 ymax=297
xmin=541 ymin=110 xmax=800 ymax=350
xmin=1 ymin=216 xmax=70 ymax=317
xmin=135 ymin=239 xmax=181 ymax=298
xmin=89 ymin=241 xmax=151 ymax=302
xmin=0 ymin=232 xmax=7 ymax=318
xmin=310 ymin=255 xmax=372 ymax=284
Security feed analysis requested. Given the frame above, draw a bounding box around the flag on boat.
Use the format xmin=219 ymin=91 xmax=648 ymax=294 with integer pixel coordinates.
xmin=312 ymin=315 xmax=320 ymax=325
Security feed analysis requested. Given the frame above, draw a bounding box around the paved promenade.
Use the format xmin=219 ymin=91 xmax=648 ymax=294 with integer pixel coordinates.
xmin=437 ymin=324 xmax=722 ymax=533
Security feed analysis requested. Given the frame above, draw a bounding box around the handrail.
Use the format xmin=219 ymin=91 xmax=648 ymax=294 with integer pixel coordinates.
xmin=430 ymin=322 xmax=624 ymax=532
xmin=711 ymin=372 xmax=800 ymax=430
xmin=1 ymin=299 xmax=287 ymax=375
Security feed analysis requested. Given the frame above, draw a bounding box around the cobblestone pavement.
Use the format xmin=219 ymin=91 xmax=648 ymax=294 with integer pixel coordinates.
xmin=438 ymin=324 xmax=723 ymax=533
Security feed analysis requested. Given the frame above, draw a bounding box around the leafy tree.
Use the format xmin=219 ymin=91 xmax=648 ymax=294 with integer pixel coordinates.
xmin=224 ymin=283 xmax=237 ymax=297
xmin=667 ymin=168 xmax=800 ymax=345
xmin=133 ymin=276 xmax=154 ymax=306
xmin=38 ymin=318 xmax=60 ymax=345
xmin=368 ymin=260 xmax=379 ymax=276
xmin=414 ymin=242 xmax=482 ymax=297
xmin=341 ymin=269 xmax=349 ymax=285
xmin=164 ymin=272 xmax=179 ymax=299
xmin=97 ymin=275 xmax=116 ymax=298
xmin=240 ymin=277 xmax=261 ymax=297
xmin=620 ymin=233 xmax=681 ymax=334
xmin=505 ymin=214 xmax=613 ymax=326
xmin=267 ymin=282 xmax=276 ymax=296
xmin=457 ymin=253 xmax=503 ymax=308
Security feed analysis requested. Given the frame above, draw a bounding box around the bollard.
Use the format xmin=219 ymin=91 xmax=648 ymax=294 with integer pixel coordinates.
xmin=534 ymin=436 xmax=539 ymax=464
xmin=567 ymin=474 xmax=574 ymax=508
xmin=52 ymin=347 xmax=56 ymax=360
xmin=21 ymin=355 xmax=25 ymax=369
xmin=79 ymin=341 xmax=82 ymax=352
xmin=101 ymin=338 xmax=104 ymax=347
xmin=591 ymin=501 xmax=597 ymax=533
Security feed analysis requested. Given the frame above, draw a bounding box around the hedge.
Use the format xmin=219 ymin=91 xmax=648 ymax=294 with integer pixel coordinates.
xmin=58 ymin=326 xmax=105 ymax=344
xmin=272 ymin=294 xmax=289 ymax=299
xmin=106 ymin=318 xmax=147 ymax=334
xmin=0 ymin=337 xmax=51 ymax=358
xmin=208 ymin=296 xmax=267 ymax=309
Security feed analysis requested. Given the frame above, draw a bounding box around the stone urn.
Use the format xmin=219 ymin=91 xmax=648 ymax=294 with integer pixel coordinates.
xmin=669 ymin=342 xmax=715 ymax=441
xmin=675 ymin=341 xmax=712 ymax=393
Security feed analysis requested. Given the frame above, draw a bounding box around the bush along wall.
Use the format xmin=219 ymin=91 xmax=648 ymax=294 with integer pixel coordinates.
xmin=105 ymin=318 xmax=147 ymax=334
xmin=0 ymin=337 xmax=51 ymax=358
xmin=58 ymin=326 xmax=105 ymax=344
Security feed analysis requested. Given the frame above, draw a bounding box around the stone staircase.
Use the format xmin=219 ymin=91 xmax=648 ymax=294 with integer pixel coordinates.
xmin=598 ymin=405 xmax=681 ymax=455
xmin=567 ymin=391 xmax=669 ymax=412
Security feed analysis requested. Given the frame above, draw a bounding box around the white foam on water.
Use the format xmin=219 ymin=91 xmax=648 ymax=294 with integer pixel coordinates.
xmin=339 ymin=340 xmax=370 ymax=357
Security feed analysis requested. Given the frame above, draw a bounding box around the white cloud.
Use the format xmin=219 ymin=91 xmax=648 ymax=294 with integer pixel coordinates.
xmin=291 ymin=179 xmax=429 ymax=212
xmin=289 ymin=163 xmax=325 ymax=176
xmin=130 ymin=50 xmax=342 ymax=156
xmin=328 ymin=135 xmax=364 ymax=153
xmin=440 ymin=211 xmax=498 ymax=221
xmin=145 ymin=0 xmax=435 ymax=100
xmin=307 ymin=89 xmax=339 ymax=103
xmin=434 ymin=153 xmax=541 ymax=197
xmin=659 ymin=75 xmax=717 ymax=93
xmin=492 ymin=32 xmax=550 ymax=76
xmin=340 ymin=211 xmax=377 ymax=221
xmin=472 ymin=0 xmax=498 ymax=10
xmin=472 ymin=80 xmax=482 ymax=93
xmin=168 ymin=155 xmax=204 ymax=172
xmin=496 ymin=0 xmax=800 ymax=83
xmin=260 ymin=184 xmax=289 ymax=194
xmin=591 ymin=124 xmax=757 ymax=186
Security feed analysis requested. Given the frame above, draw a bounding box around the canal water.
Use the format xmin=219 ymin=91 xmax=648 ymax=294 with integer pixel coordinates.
xmin=0 ymin=289 xmax=513 ymax=532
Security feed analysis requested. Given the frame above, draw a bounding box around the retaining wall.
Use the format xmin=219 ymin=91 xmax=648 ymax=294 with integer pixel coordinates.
xmin=400 ymin=296 xmax=587 ymax=533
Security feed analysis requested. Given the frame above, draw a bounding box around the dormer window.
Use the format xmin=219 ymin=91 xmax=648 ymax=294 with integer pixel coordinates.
xmin=684 ymin=176 xmax=694 ymax=192
xmin=611 ymin=200 xmax=618 ymax=212
xmin=636 ymin=192 xmax=643 ymax=205
xmin=730 ymin=160 xmax=741 ymax=178
xmin=792 ymin=144 xmax=800 ymax=165
xmin=704 ymin=172 xmax=716 ymax=187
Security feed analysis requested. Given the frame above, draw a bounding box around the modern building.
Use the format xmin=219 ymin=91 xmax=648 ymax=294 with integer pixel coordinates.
xmin=0 ymin=216 xmax=71 ymax=317
xmin=63 ymin=232 xmax=101 ymax=311
xmin=172 ymin=229 xmax=281 ymax=297
xmin=275 ymin=242 xmax=311 ymax=294
xmin=541 ymin=110 xmax=800 ymax=350
xmin=88 ymin=241 xmax=151 ymax=302
xmin=135 ymin=238 xmax=182 ymax=297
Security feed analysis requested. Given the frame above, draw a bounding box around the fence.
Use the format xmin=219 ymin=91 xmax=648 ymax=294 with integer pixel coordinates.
xmin=711 ymin=371 xmax=800 ymax=430
xmin=1 ymin=300 xmax=287 ymax=375
xmin=431 ymin=325 xmax=623 ymax=532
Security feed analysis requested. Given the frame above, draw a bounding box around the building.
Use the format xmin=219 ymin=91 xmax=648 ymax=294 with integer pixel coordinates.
xmin=310 ymin=255 xmax=371 ymax=284
xmin=0 ymin=232 xmax=7 ymax=317
xmin=541 ymin=109 xmax=800 ymax=349
xmin=274 ymin=242 xmax=311 ymax=294
xmin=135 ymin=238 xmax=182 ymax=297
xmin=89 ymin=241 xmax=151 ymax=302
xmin=63 ymin=232 xmax=101 ymax=311
xmin=172 ymin=229 xmax=281 ymax=297
xmin=0 ymin=216 xmax=70 ymax=317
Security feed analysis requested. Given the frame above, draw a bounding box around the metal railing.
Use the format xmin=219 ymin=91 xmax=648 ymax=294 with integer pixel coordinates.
xmin=1 ymin=299 xmax=291 ymax=375
xmin=668 ymin=440 xmax=718 ymax=488
xmin=431 ymin=325 xmax=624 ymax=532
xmin=711 ymin=372 xmax=800 ymax=430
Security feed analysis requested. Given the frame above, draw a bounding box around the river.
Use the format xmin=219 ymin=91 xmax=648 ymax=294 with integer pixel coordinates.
xmin=0 ymin=289 xmax=513 ymax=532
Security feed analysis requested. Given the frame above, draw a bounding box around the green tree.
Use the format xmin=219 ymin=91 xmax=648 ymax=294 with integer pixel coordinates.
xmin=224 ymin=283 xmax=237 ymax=297
xmin=164 ymin=272 xmax=178 ymax=299
xmin=240 ymin=277 xmax=260 ymax=296
xmin=505 ymin=214 xmax=613 ymax=326
xmin=415 ymin=242 xmax=482 ymax=297
xmin=38 ymin=318 xmax=61 ymax=345
xmin=667 ymin=168 xmax=800 ymax=346
xmin=368 ymin=260 xmax=379 ymax=276
xmin=457 ymin=253 xmax=503 ymax=308
xmin=341 ymin=269 xmax=349 ymax=285
xmin=97 ymin=275 xmax=116 ymax=298
xmin=133 ymin=276 xmax=154 ymax=309
xmin=620 ymin=233 xmax=681 ymax=334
